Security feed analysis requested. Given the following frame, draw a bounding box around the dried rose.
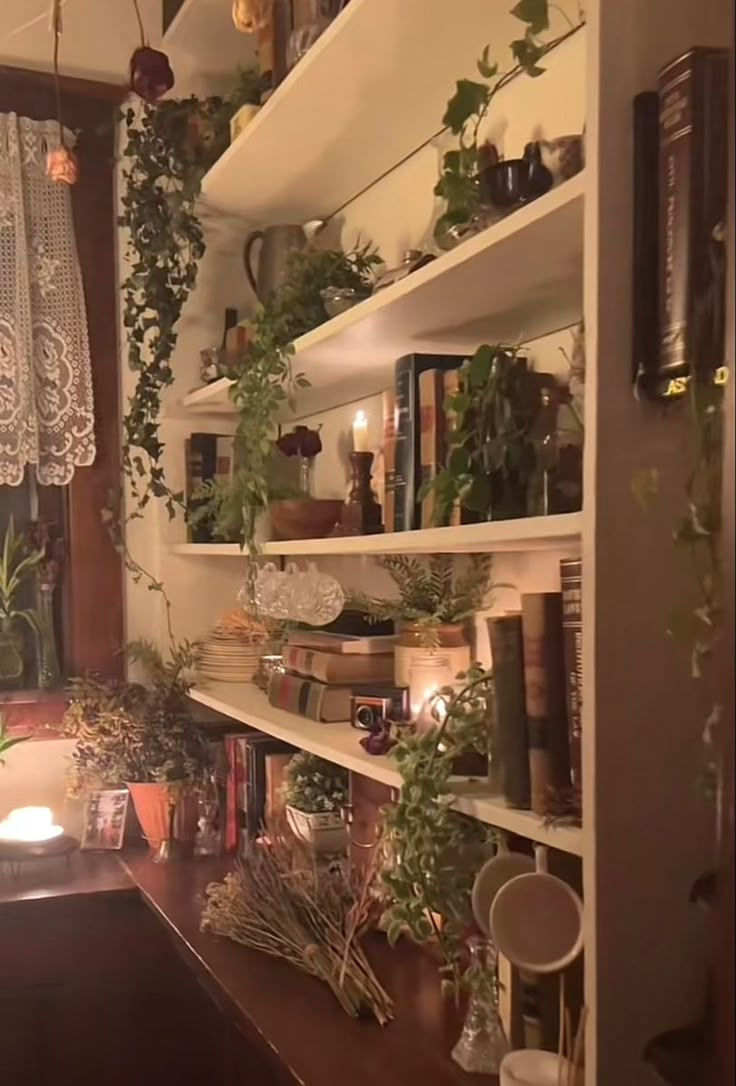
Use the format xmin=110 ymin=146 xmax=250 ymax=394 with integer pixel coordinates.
xmin=276 ymin=431 xmax=299 ymax=457
xmin=129 ymin=46 xmax=174 ymax=102
xmin=294 ymin=425 xmax=322 ymax=458
xmin=360 ymin=724 xmax=396 ymax=756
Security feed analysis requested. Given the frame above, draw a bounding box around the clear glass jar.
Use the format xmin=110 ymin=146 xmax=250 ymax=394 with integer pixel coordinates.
xmin=408 ymin=653 xmax=453 ymax=723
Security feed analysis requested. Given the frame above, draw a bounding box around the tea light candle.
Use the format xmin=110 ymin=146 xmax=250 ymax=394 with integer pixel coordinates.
xmin=0 ymin=806 xmax=64 ymax=843
xmin=408 ymin=654 xmax=453 ymax=723
xmin=352 ymin=409 xmax=369 ymax=453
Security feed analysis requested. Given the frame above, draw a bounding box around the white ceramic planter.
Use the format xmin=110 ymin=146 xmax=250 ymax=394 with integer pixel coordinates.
xmin=285 ymin=805 xmax=348 ymax=854
xmin=500 ymin=1049 xmax=583 ymax=1086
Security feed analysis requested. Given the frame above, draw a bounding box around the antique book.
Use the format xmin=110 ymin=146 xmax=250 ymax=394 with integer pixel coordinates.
xmin=382 ymin=388 xmax=397 ymax=531
xmin=418 ymin=369 xmax=445 ymax=528
xmin=657 ymin=47 xmax=728 ymax=396
xmin=443 ymin=368 xmax=462 ymax=527
xmin=487 ymin=614 xmax=531 ymax=809
xmin=268 ymin=672 xmax=353 ymax=722
xmin=560 ymin=558 xmax=583 ymax=789
xmin=186 ymin=433 xmax=233 ymax=543
xmin=632 ymin=91 xmax=660 ymax=390
xmin=393 ymin=353 xmax=463 ymax=531
xmin=264 ymin=752 xmax=295 ymax=822
xmin=244 ymin=735 xmax=296 ymax=836
xmin=521 ymin=593 xmax=571 ymax=815
xmin=285 ymin=630 xmax=397 ymax=655
xmin=224 ymin=730 xmax=255 ymax=852
xmin=282 ymin=646 xmax=395 ymax=684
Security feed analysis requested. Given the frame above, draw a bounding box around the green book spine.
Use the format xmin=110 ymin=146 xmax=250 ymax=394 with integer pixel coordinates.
xmin=487 ymin=614 xmax=531 ymax=809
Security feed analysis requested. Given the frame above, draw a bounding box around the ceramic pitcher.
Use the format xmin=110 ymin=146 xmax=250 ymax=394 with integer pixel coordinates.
xmin=243 ymin=220 xmax=323 ymax=301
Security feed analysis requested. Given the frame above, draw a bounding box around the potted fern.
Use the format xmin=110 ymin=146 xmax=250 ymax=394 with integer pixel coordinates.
xmin=352 ymin=555 xmax=493 ymax=685
xmin=282 ymin=751 xmax=349 ymax=854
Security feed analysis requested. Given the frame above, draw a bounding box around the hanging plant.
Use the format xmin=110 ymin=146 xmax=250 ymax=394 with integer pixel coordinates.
xmin=119 ymin=69 xmax=260 ymax=518
xmin=434 ymin=0 xmax=585 ymax=239
xmin=198 ymin=244 xmax=381 ymax=547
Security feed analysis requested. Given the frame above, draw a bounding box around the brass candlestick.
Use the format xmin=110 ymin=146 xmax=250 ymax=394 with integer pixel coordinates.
xmin=340 ymin=452 xmax=383 ymax=535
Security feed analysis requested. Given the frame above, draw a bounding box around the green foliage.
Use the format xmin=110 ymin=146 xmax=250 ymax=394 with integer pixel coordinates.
xmin=0 ymin=712 xmax=30 ymax=765
xmin=351 ymin=555 xmax=493 ymax=643
xmin=0 ymin=517 xmax=43 ymax=635
xmin=434 ymin=1 xmax=584 ymax=239
xmin=380 ymin=666 xmax=495 ymax=997
xmin=421 ymin=345 xmax=542 ymax=524
xmin=63 ymin=638 xmax=207 ymax=793
xmin=281 ymin=751 xmax=349 ymax=814
xmin=223 ymin=244 xmax=381 ymax=548
xmin=119 ymin=75 xmax=258 ymax=519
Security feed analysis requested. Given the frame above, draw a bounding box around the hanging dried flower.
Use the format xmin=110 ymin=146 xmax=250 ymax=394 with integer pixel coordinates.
xmin=232 ymin=0 xmax=273 ymax=34
xmin=46 ymin=0 xmax=79 ymax=185
xmin=128 ymin=0 xmax=174 ymax=102
xmin=46 ymin=146 xmax=79 ymax=186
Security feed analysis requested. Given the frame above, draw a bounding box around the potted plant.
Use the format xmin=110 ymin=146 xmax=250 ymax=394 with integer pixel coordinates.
xmin=269 ymin=424 xmax=342 ymax=540
xmin=352 ymin=554 xmax=493 ymax=685
xmin=421 ymin=345 xmax=557 ymax=525
xmin=0 ymin=518 xmax=44 ymax=690
xmin=282 ymin=751 xmax=349 ymax=853
xmin=63 ymin=639 xmax=209 ymax=858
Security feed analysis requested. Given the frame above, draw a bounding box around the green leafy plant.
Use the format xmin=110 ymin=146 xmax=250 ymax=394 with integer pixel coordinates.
xmin=119 ymin=72 xmax=258 ymax=519
xmin=421 ymin=346 xmax=549 ymax=524
xmin=381 ymin=665 xmax=495 ymax=997
xmin=281 ymin=751 xmax=349 ymax=814
xmin=63 ymin=638 xmax=207 ymax=794
xmin=435 ymin=0 xmax=585 ymax=239
xmin=217 ymin=244 xmax=381 ymax=547
xmin=0 ymin=517 xmax=44 ymax=637
xmin=0 ymin=713 xmax=30 ymax=765
xmin=351 ymin=555 xmax=493 ymax=645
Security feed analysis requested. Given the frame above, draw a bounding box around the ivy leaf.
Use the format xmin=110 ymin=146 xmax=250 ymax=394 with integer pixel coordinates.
xmin=476 ymin=45 xmax=499 ymax=80
xmin=468 ymin=345 xmax=495 ymax=389
xmin=510 ymin=0 xmax=550 ymax=34
xmin=442 ymin=80 xmax=491 ymax=134
xmin=511 ymin=30 xmax=547 ymax=74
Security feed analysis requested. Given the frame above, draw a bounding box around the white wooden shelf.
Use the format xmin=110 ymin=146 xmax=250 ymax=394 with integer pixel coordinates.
xmin=190 ymin=682 xmax=583 ymax=856
xmin=170 ymin=513 xmax=582 ymax=558
xmin=200 ymin=0 xmax=545 ymax=223
xmin=181 ymin=176 xmax=584 ymax=417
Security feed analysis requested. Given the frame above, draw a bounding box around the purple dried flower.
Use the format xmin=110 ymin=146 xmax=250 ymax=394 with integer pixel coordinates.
xmin=130 ymin=46 xmax=175 ymax=102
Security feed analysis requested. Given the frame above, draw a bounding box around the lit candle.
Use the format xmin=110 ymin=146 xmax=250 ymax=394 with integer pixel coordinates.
xmin=0 ymin=806 xmax=64 ymax=843
xmin=352 ymin=409 xmax=369 ymax=453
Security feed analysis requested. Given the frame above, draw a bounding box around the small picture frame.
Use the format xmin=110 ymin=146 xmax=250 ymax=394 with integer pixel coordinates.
xmin=81 ymin=789 xmax=130 ymax=851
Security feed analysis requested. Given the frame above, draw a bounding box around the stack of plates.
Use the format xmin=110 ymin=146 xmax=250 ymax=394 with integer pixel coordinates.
xmin=196 ymin=629 xmax=264 ymax=683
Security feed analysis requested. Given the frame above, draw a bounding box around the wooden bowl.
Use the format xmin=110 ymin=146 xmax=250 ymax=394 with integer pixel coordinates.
xmin=268 ymin=499 xmax=342 ymax=540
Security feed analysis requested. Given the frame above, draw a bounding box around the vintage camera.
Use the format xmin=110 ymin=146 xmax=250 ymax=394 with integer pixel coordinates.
xmin=350 ymin=687 xmax=408 ymax=731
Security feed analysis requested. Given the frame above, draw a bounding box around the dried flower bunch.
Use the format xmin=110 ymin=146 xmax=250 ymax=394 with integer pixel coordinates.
xmin=281 ymin=751 xmax=349 ymax=814
xmin=276 ymin=425 xmax=323 ymax=459
xmin=201 ymin=826 xmax=394 ymax=1023
xmin=213 ymin=609 xmax=271 ymax=644
xmin=63 ymin=640 xmax=208 ymax=794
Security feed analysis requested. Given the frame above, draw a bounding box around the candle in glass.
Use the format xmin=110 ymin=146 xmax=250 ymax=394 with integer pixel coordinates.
xmin=352 ymin=409 xmax=369 ymax=452
xmin=408 ymin=654 xmax=453 ymax=722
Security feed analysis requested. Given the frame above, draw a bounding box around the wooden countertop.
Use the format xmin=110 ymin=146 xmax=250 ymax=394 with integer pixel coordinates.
xmin=1 ymin=849 xmax=493 ymax=1086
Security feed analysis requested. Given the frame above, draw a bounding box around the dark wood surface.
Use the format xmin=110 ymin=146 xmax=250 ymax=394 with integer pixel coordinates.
xmin=0 ymin=850 xmax=133 ymax=906
xmin=123 ymin=853 xmax=492 ymax=1086
xmin=1 ymin=850 xmax=493 ymax=1086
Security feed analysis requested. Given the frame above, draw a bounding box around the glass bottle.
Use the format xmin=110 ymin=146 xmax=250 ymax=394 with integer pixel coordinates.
xmin=452 ymin=936 xmax=509 ymax=1075
xmin=36 ymin=583 xmax=61 ymax=689
xmin=0 ymin=616 xmax=24 ymax=689
xmin=194 ymin=772 xmax=221 ymax=858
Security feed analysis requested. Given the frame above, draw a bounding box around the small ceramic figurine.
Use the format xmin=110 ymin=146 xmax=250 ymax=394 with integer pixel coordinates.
xmin=46 ymin=146 xmax=78 ymax=185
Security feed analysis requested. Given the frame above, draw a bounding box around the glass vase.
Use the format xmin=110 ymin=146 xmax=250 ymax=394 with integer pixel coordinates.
xmin=452 ymin=936 xmax=509 ymax=1074
xmin=36 ymin=584 xmax=61 ymax=689
xmin=298 ymin=456 xmax=314 ymax=497
xmin=0 ymin=616 xmax=25 ymax=689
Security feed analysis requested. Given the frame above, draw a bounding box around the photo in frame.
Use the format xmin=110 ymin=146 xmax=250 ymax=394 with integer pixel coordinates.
xmin=81 ymin=789 xmax=130 ymax=851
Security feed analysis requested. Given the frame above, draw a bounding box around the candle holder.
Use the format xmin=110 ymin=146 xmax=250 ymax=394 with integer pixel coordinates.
xmin=340 ymin=452 xmax=383 ymax=535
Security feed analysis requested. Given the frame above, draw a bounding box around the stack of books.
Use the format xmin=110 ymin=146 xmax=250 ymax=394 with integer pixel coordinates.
xmin=486 ymin=558 xmax=583 ymax=815
xmin=224 ymin=730 xmax=297 ymax=852
xmin=267 ymin=630 xmax=398 ymax=722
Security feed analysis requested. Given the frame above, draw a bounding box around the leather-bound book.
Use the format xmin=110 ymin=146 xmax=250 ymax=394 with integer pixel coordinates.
xmin=418 ymin=369 xmax=445 ymax=528
xmin=656 ymin=47 xmax=728 ymax=397
xmin=487 ymin=614 xmax=531 ymax=809
xmin=381 ymin=388 xmax=396 ymax=531
xmin=632 ymin=91 xmax=660 ymax=390
xmin=443 ymin=368 xmax=462 ymax=527
xmin=521 ymin=593 xmax=571 ymax=815
xmin=560 ymin=558 xmax=583 ymax=789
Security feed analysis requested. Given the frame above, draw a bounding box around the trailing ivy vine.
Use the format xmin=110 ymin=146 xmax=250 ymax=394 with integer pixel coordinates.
xmin=435 ymin=0 xmax=585 ymax=239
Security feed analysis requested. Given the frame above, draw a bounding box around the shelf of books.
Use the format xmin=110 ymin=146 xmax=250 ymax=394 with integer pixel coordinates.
xmin=180 ymin=175 xmax=584 ymax=418
xmin=189 ymin=681 xmax=583 ymax=856
xmin=171 ymin=512 xmax=583 ymax=558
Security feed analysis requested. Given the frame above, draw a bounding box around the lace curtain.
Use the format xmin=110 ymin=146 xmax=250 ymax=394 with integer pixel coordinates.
xmin=0 ymin=112 xmax=96 ymax=486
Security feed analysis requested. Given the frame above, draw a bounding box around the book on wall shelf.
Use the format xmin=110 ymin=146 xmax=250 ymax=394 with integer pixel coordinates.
xmin=560 ymin=558 xmax=583 ymax=790
xmin=487 ymin=613 xmax=531 ymax=810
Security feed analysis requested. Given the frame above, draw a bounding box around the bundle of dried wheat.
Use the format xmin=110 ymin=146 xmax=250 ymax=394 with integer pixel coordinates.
xmin=201 ymin=827 xmax=394 ymax=1024
xmin=214 ymin=609 xmax=271 ymax=644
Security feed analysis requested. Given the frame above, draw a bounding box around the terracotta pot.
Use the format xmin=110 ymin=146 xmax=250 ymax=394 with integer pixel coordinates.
xmin=394 ymin=622 xmax=471 ymax=686
xmin=127 ymin=782 xmax=198 ymax=853
xmin=268 ymin=499 xmax=342 ymax=540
